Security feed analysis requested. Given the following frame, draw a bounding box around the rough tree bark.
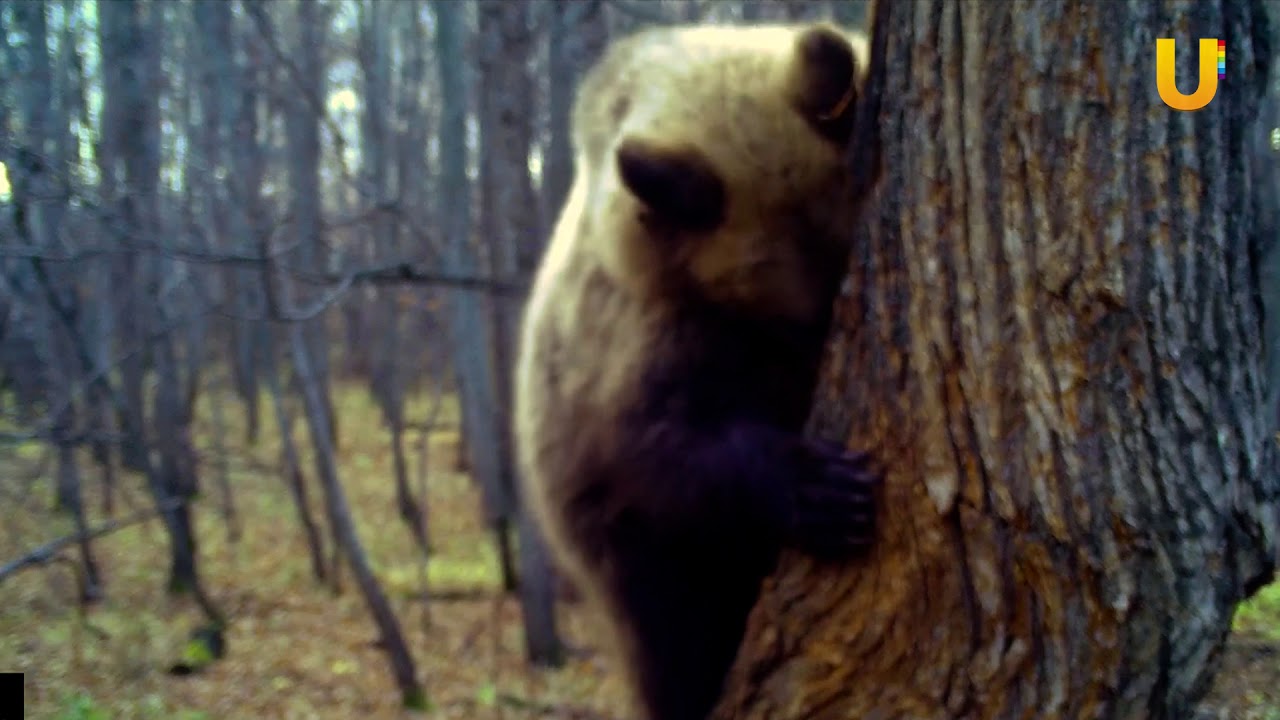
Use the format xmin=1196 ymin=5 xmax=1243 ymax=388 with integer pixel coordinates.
xmin=716 ymin=2 xmax=1280 ymax=719
xmin=1256 ymin=91 xmax=1280 ymax=426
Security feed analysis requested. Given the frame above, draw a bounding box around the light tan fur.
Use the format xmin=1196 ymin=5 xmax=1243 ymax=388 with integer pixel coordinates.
xmin=565 ymin=25 xmax=869 ymax=319
xmin=514 ymin=21 xmax=872 ymax=716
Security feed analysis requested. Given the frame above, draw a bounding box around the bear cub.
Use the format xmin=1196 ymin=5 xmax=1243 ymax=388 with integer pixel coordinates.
xmin=515 ymin=20 xmax=880 ymax=720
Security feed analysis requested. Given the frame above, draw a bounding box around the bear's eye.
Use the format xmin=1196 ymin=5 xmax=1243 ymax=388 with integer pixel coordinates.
xmin=616 ymin=138 xmax=726 ymax=234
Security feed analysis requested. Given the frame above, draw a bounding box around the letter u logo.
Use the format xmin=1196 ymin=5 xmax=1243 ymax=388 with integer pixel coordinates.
xmin=1155 ymin=38 xmax=1222 ymax=111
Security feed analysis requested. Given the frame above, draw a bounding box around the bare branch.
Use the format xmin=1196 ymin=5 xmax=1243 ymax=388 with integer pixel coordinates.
xmin=0 ymin=497 xmax=187 ymax=584
xmin=308 ymin=262 xmax=529 ymax=296
xmin=0 ymin=239 xmax=525 ymax=297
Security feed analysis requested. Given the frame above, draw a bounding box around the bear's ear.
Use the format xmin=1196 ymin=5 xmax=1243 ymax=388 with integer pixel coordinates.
xmin=790 ymin=24 xmax=862 ymax=144
xmin=616 ymin=137 xmax=726 ymax=233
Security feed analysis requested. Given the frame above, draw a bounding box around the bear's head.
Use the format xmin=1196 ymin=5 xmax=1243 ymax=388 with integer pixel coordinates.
xmin=572 ymin=22 xmax=873 ymax=324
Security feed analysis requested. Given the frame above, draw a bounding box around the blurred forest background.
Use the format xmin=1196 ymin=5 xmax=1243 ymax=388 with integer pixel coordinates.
xmin=0 ymin=0 xmax=1276 ymax=718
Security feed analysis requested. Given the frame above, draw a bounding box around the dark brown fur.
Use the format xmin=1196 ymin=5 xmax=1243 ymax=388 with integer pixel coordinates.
xmin=515 ymin=23 xmax=879 ymax=720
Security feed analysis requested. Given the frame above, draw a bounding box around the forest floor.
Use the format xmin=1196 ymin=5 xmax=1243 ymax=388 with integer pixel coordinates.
xmin=0 ymin=383 xmax=1277 ymax=720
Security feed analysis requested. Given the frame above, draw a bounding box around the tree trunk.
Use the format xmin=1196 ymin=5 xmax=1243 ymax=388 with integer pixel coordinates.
xmin=286 ymin=324 xmax=426 ymax=710
xmin=263 ymin=335 xmax=329 ymax=585
xmin=155 ymin=332 xmax=203 ymax=595
xmin=716 ymin=2 xmax=1280 ymax=719
xmin=57 ymin=439 xmax=103 ymax=603
xmin=544 ymin=0 xmax=607 ymax=238
xmin=358 ymin=0 xmax=429 ymax=560
xmin=196 ymin=0 xmax=263 ymax=449
xmin=208 ymin=371 xmax=240 ymax=544
xmin=95 ymin=0 xmax=221 ymax=613
xmin=1255 ymin=90 xmax=1280 ymax=426
xmin=433 ymin=0 xmax=520 ymax=592
xmin=227 ymin=0 xmax=265 ymax=448
xmin=277 ymin=0 xmax=346 ymax=587
xmin=515 ymin=508 xmax=565 ymax=666
xmin=477 ymin=0 xmax=567 ymax=666
xmin=285 ymin=0 xmax=338 ymax=455
xmin=92 ymin=404 xmax=117 ymax=518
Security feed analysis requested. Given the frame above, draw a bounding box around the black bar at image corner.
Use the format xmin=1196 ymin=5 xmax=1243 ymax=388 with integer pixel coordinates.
xmin=0 ymin=672 xmax=21 ymax=720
